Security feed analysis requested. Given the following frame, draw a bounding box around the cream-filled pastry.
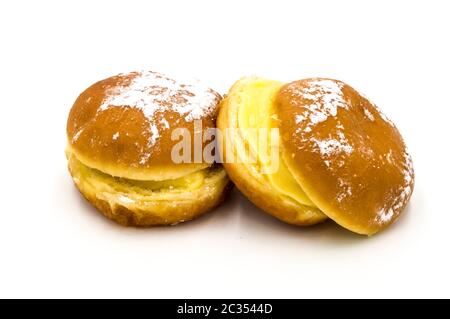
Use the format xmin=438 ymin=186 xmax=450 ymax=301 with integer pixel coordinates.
xmin=218 ymin=77 xmax=414 ymax=235
xmin=66 ymin=71 xmax=231 ymax=226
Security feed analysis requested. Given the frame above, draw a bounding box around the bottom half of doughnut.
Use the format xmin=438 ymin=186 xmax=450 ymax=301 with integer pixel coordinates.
xmin=67 ymin=150 xmax=232 ymax=226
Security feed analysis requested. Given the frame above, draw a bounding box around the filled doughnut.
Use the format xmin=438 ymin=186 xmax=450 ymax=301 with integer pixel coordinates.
xmin=218 ymin=77 xmax=414 ymax=235
xmin=66 ymin=71 xmax=231 ymax=226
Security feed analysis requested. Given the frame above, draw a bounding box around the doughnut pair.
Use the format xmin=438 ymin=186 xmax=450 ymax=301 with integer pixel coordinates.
xmin=66 ymin=71 xmax=414 ymax=234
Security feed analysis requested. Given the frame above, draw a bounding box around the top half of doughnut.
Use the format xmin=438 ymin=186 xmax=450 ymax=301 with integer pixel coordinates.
xmin=67 ymin=71 xmax=222 ymax=181
xmin=274 ymin=78 xmax=414 ymax=234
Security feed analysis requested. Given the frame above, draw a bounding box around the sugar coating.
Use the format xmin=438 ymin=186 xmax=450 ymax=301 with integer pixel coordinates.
xmin=290 ymin=78 xmax=414 ymax=223
xmin=93 ymin=70 xmax=220 ymax=164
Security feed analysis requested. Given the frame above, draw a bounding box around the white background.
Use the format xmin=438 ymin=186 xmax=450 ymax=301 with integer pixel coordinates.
xmin=0 ymin=0 xmax=448 ymax=298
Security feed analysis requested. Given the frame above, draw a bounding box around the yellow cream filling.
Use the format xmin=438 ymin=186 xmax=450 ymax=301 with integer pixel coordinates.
xmin=72 ymin=154 xmax=208 ymax=193
xmin=236 ymin=78 xmax=316 ymax=207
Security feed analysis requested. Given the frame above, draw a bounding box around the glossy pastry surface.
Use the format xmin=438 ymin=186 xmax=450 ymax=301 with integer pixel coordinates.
xmin=66 ymin=70 xmax=231 ymax=226
xmin=218 ymin=78 xmax=327 ymax=226
xmin=218 ymin=77 xmax=414 ymax=235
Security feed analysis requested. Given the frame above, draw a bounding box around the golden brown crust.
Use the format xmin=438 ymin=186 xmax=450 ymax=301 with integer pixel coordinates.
xmin=217 ymin=81 xmax=327 ymax=226
xmin=68 ymin=151 xmax=232 ymax=226
xmin=67 ymin=71 xmax=221 ymax=180
xmin=275 ymin=78 xmax=414 ymax=235
xmin=66 ymin=70 xmax=232 ymax=226
xmin=74 ymin=181 xmax=233 ymax=226
xmin=222 ymin=160 xmax=327 ymax=226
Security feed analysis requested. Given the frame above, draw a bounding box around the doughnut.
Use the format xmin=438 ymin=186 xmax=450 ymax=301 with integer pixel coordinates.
xmin=218 ymin=77 xmax=414 ymax=235
xmin=66 ymin=71 xmax=232 ymax=226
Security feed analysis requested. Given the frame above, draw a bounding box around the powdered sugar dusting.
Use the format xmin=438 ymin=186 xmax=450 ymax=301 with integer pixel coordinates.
xmin=397 ymin=149 xmax=414 ymax=207
xmin=364 ymin=108 xmax=375 ymax=121
xmin=149 ymin=124 xmax=160 ymax=147
xmin=351 ymin=87 xmax=397 ymax=128
xmin=294 ymin=79 xmax=347 ymax=133
xmin=295 ymin=114 xmax=306 ymax=124
xmin=312 ymin=137 xmax=353 ymax=157
xmin=363 ymin=95 xmax=395 ymax=128
xmin=377 ymin=207 xmax=394 ymax=223
xmin=337 ymin=178 xmax=353 ymax=202
xmin=308 ymin=118 xmax=354 ymax=165
xmin=375 ymin=148 xmax=414 ymax=224
xmin=312 ymin=132 xmax=354 ymax=202
xmin=377 ymin=107 xmax=395 ymax=127
xmin=99 ymin=71 xmax=218 ymax=121
xmin=161 ymin=117 xmax=170 ymax=129
xmin=292 ymin=79 xmax=355 ymax=170
xmin=95 ymin=70 xmax=219 ymax=164
xmin=287 ymin=78 xmax=414 ymax=224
